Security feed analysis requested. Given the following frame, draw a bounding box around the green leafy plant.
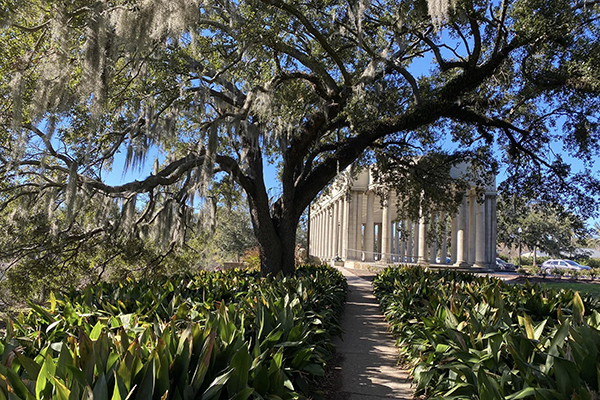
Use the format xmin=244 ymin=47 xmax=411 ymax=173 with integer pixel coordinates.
xmin=0 ymin=265 xmax=347 ymax=399
xmin=373 ymin=266 xmax=600 ymax=399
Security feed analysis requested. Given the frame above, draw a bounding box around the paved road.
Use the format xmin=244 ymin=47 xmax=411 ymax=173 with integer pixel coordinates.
xmin=331 ymin=267 xmax=413 ymax=400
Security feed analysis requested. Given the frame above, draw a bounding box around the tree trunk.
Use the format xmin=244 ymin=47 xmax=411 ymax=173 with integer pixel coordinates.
xmin=242 ymin=136 xmax=301 ymax=276
xmin=247 ymin=194 xmax=299 ymax=276
xmin=533 ymin=246 xmax=537 ymax=267
xmin=275 ymin=214 xmax=301 ymax=275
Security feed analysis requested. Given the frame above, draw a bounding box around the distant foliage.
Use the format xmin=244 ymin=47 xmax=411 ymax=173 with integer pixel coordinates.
xmin=577 ymin=258 xmax=600 ymax=269
xmin=513 ymin=256 xmax=551 ymax=266
xmin=241 ymin=247 xmax=262 ymax=271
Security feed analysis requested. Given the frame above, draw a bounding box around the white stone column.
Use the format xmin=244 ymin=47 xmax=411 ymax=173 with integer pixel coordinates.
xmin=429 ymin=213 xmax=437 ymax=264
xmin=341 ymin=196 xmax=349 ymax=258
xmin=321 ymin=211 xmax=327 ymax=258
xmin=399 ymin=221 xmax=406 ymax=262
xmin=364 ymin=192 xmax=375 ymax=261
xmin=321 ymin=210 xmax=326 ymax=259
xmin=440 ymin=212 xmax=448 ymax=264
xmin=412 ymin=221 xmax=419 ymax=263
xmin=321 ymin=208 xmax=329 ymax=260
xmin=316 ymin=209 xmax=323 ymax=258
xmin=381 ymin=198 xmax=391 ymax=262
xmin=475 ymin=196 xmax=486 ymax=267
xmin=328 ymin=207 xmax=335 ymax=260
xmin=347 ymin=192 xmax=356 ymax=260
xmin=309 ymin=213 xmax=314 ymax=257
xmin=450 ymin=216 xmax=458 ymax=264
xmin=395 ymin=222 xmax=402 ymax=262
xmin=468 ymin=191 xmax=477 ymax=265
xmin=485 ymin=196 xmax=492 ymax=266
xmin=455 ymin=194 xmax=468 ymax=267
xmin=332 ymin=199 xmax=340 ymax=258
xmin=491 ymin=194 xmax=498 ymax=265
xmin=355 ymin=192 xmax=364 ymax=259
xmin=314 ymin=212 xmax=320 ymax=258
xmin=324 ymin=211 xmax=328 ymax=259
xmin=418 ymin=208 xmax=428 ymax=265
xmin=406 ymin=221 xmax=415 ymax=263
xmin=485 ymin=194 xmax=498 ymax=266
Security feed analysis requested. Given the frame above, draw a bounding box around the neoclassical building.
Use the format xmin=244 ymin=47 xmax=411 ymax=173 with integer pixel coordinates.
xmin=309 ymin=164 xmax=498 ymax=268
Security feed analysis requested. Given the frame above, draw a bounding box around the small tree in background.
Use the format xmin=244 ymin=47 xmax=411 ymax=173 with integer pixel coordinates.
xmin=497 ymin=194 xmax=588 ymax=266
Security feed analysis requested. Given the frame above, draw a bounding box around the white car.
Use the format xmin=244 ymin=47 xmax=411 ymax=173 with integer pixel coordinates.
xmin=541 ymin=259 xmax=591 ymax=271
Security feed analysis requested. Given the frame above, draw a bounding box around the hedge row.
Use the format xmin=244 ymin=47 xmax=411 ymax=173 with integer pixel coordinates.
xmin=373 ymin=266 xmax=600 ymax=400
xmin=0 ymin=265 xmax=347 ymax=400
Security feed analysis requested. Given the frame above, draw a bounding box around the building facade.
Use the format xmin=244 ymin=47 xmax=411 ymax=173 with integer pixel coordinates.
xmin=309 ymin=165 xmax=498 ymax=268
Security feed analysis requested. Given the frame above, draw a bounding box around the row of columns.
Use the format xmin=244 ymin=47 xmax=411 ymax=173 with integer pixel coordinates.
xmin=310 ymin=188 xmax=497 ymax=268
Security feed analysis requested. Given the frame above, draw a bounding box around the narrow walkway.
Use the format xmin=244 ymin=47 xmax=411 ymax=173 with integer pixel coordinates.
xmin=331 ymin=266 xmax=413 ymax=400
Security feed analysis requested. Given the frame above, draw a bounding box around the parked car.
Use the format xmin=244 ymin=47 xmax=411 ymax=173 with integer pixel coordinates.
xmin=496 ymin=258 xmax=516 ymax=271
xmin=540 ymin=259 xmax=591 ymax=271
xmin=436 ymin=256 xmax=452 ymax=264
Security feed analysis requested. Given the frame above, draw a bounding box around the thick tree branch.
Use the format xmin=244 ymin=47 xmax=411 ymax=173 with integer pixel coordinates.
xmin=261 ymin=0 xmax=352 ymax=86
xmin=270 ymin=40 xmax=339 ymax=94
xmin=85 ymin=152 xmax=205 ymax=194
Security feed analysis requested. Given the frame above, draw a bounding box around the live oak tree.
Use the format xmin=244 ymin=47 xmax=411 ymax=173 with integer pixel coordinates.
xmin=1 ymin=0 xmax=599 ymax=276
xmin=497 ymin=194 xmax=588 ymax=264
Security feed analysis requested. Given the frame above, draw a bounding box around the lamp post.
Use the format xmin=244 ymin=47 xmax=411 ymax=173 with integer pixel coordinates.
xmin=518 ymin=227 xmax=523 ymax=268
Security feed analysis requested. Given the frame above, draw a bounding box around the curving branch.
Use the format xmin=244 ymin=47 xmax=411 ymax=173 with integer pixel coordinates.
xmin=83 ymin=152 xmax=205 ymax=194
xmin=493 ymin=0 xmax=509 ymax=55
xmin=270 ymin=40 xmax=339 ymax=95
xmin=416 ymin=30 xmax=469 ymax=72
xmin=261 ymin=0 xmax=352 ymax=86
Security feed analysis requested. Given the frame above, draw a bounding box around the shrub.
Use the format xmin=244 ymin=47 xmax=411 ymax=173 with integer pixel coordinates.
xmin=373 ymin=266 xmax=600 ymax=399
xmin=514 ymin=256 xmax=550 ymax=267
xmin=241 ymin=247 xmax=261 ymax=270
xmin=578 ymin=258 xmax=600 ymax=269
xmin=551 ymin=266 xmax=566 ymax=278
xmin=571 ymin=268 xmax=581 ymax=280
xmin=0 ymin=265 xmax=348 ymax=399
xmin=527 ymin=265 xmax=541 ymax=276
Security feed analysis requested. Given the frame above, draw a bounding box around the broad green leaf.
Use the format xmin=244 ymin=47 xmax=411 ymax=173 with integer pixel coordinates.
xmin=90 ymin=321 xmax=103 ymax=341
xmin=273 ymin=348 xmax=284 ymax=370
xmin=290 ymin=348 xmax=313 ymax=369
xmin=201 ymin=368 xmax=234 ymax=400
xmin=573 ymin=291 xmax=585 ymax=325
xmin=533 ymin=319 xmax=547 ymax=341
xmin=36 ymin=354 xmax=56 ymax=400
xmin=519 ymin=314 xmax=535 ymax=340
xmin=6 ymin=368 xmax=34 ymax=400
xmin=92 ymin=374 xmax=109 ymax=400
xmin=49 ymin=292 xmax=56 ymax=313
xmin=133 ymin=358 xmax=155 ymax=400
xmin=191 ymin=330 xmax=216 ymax=391
xmin=227 ymin=343 xmax=250 ymax=395
xmin=230 ymin=387 xmax=254 ymax=400
xmin=111 ymin=370 xmax=126 ymax=400
xmin=505 ymin=387 xmax=536 ymax=399
xmin=15 ymin=353 xmax=40 ymax=381
xmin=48 ymin=376 xmax=71 ymax=400
xmin=302 ymin=363 xmax=324 ymax=376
